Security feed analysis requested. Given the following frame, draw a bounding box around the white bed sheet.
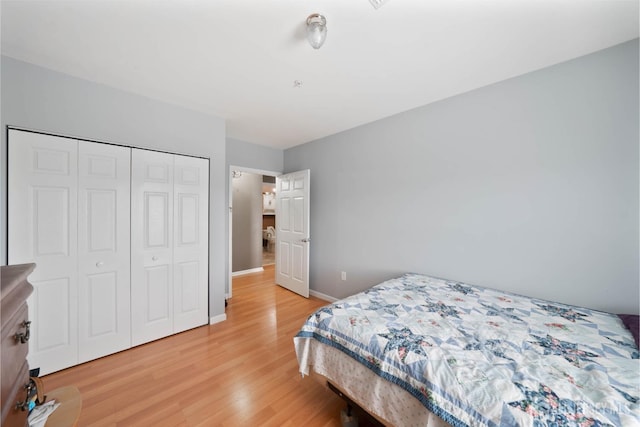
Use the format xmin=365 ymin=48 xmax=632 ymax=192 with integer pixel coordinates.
xmin=296 ymin=337 xmax=451 ymax=427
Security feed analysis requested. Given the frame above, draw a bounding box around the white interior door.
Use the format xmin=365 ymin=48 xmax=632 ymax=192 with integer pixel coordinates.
xmin=8 ymin=129 xmax=79 ymax=374
xmin=173 ymin=154 xmax=209 ymax=333
xmin=78 ymin=141 xmax=131 ymax=362
xmin=275 ymin=170 xmax=310 ymax=298
xmin=131 ymin=149 xmax=174 ymax=346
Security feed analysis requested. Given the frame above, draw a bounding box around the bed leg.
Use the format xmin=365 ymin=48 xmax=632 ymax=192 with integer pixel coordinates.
xmin=341 ymin=404 xmax=358 ymax=427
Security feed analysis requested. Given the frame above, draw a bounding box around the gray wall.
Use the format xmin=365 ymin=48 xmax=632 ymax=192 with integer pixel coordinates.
xmin=231 ymin=172 xmax=263 ymax=272
xmin=284 ymin=39 xmax=639 ymax=314
xmin=226 ymin=137 xmax=283 ymax=173
xmin=1 ymin=56 xmax=228 ymax=319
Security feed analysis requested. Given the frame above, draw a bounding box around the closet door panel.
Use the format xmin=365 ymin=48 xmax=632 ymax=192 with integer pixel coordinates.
xmin=173 ymin=155 xmax=209 ymax=332
xmin=131 ymin=149 xmax=174 ymax=346
xmin=145 ymin=265 xmax=171 ymax=321
xmin=8 ymin=130 xmax=79 ymax=375
xmin=33 ymin=277 xmax=72 ymax=351
xmin=78 ymin=142 xmax=131 ymax=362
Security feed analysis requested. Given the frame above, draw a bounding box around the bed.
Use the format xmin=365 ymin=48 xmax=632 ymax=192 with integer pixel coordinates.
xmin=294 ymin=273 xmax=639 ymax=426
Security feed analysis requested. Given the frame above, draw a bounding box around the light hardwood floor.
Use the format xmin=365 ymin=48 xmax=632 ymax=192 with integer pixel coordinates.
xmin=42 ymin=266 xmax=345 ymax=426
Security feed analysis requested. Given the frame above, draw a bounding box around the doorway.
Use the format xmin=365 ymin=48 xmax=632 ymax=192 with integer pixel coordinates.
xmin=261 ymin=175 xmax=277 ymax=266
xmin=228 ymin=166 xmax=280 ymax=300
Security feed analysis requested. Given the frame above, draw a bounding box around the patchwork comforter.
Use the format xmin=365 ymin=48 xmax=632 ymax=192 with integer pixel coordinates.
xmin=294 ymin=273 xmax=640 ymax=426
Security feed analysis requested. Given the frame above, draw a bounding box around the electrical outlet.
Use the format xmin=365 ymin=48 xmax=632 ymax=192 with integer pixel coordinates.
xmin=341 ymin=271 xmax=347 ymax=281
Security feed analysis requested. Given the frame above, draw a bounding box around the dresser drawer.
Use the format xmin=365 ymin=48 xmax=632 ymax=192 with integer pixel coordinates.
xmin=1 ymin=302 xmax=30 ymax=426
xmin=1 ymin=361 xmax=29 ymax=427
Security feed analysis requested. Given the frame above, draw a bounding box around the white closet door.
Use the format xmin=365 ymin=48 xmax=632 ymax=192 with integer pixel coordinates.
xmin=131 ymin=149 xmax=174 ymax=346
xmin=8 ymin=129 xmax=79 ymax=375
xmin=173 ymin=155 xmax=209 ymax=332
xmin=78 ymin=142 xmax=131 ymax=362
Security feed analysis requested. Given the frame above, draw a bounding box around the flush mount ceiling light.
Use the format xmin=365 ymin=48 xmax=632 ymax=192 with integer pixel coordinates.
xmin=306 ymin=13 xmax=327 ymax=49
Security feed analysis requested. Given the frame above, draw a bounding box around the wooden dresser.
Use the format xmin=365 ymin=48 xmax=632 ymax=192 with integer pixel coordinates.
xmin=1 ymin=263 xmax=35 ymax=427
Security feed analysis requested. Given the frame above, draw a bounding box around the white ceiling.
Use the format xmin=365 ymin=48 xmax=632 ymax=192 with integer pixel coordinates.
xmin=1 ymin=0 xmax=638 ymax=149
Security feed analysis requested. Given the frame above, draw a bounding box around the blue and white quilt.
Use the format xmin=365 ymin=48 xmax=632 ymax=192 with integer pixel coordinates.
xmin=294 ymin=273 xmax=640 ymax=426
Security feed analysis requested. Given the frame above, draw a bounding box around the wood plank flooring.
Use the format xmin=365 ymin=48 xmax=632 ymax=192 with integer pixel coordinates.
xmin=42 ymin=266 xmax=345 ymax=426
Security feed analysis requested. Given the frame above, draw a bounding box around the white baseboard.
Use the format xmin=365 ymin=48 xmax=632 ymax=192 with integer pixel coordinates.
xmin=209 ymin=313 xmax=227 ymax=325
xmin=232 ymin=267 xmax=264 ymax=276
xmin=310 ymin=289 xmax=338 ymax=302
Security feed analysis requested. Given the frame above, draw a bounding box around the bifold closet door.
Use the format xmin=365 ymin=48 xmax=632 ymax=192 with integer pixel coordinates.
xmin=77 ymin=142 xmax=131 ymax=363
xmin=131 ymin=149 xmax=175 ymax=346
xmin=131 ymin=149 xmax=209 ymax=346
xmin=173 ymin=155 xmax=209 ymax=333
xmin=8 ymin=130 xmax=79 ymax=374
xmin=9 ymin=130 xmax=132 ymax=374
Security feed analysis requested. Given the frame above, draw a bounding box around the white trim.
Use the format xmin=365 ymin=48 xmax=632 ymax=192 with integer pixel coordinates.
xmin=209 ymin=313 xmax=227 ymax=325
xmin=231 ymin=165 xmax=283 ymax=177
xmin=232 ymin=267 xmax=264 ymax=277
xmin=310 ymin=289 xmax=338 ymax=302
xmin=228 ymin=169 xmax=233 ymax=300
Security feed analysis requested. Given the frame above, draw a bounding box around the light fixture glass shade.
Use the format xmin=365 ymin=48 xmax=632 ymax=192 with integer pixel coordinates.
xmin=306 ymin=13 xmax=327 ymax=49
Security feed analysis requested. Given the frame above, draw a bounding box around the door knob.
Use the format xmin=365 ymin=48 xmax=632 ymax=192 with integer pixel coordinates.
xmin=301 ymin=238 xmax=311 ymax=243
xmin=152 ymin=256 xmax=158 ymax=261
xmin=96 ymin=261 xmax=104 ymax=267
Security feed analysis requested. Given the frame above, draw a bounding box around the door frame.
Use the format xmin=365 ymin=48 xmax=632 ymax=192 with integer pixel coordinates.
xmin=227 ymin=165 xmax=281 ymax=300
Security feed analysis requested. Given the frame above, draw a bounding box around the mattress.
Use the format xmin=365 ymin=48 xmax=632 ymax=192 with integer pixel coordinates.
xmin=299 ymin=337 xmax=450 ymax=426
